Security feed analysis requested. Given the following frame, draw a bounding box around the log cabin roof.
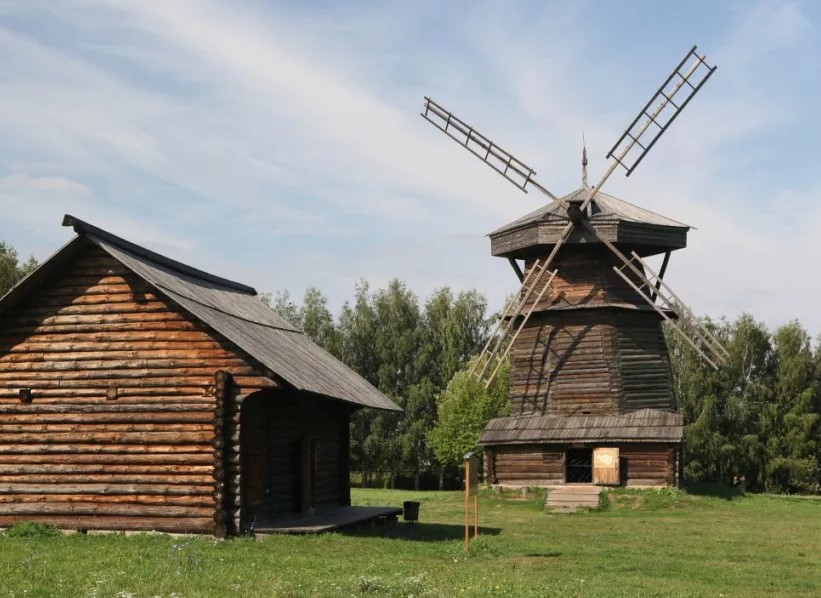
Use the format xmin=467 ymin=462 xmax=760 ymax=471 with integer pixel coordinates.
xmin=479 ymin=408 xmax=683 ymax=445
xmin=489 ymin=186 xmax=691 ymax=258
xmin=0 ymin=215 xmax=400 ymax=412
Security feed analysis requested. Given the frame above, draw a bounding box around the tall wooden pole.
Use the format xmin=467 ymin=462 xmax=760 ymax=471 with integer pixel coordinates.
xmin=464 ymin=459 xmax=470 ymax=552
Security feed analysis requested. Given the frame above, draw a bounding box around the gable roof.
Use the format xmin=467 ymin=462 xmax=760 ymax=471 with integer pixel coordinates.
xmin=490 ymin=186 xmax=690 ymax=236
xmin=0 ymin=215 xmax=400 ymax=412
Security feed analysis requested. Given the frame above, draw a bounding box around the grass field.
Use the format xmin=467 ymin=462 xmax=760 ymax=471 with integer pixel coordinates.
xmin=1 ymin=486 xmax=819 ymax=597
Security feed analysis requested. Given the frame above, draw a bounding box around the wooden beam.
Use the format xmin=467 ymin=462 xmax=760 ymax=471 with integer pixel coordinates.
xmin=650 ymin=251 xmax=671 ymax=303
xmin=507 ymin=258 xmax=524 ymax=283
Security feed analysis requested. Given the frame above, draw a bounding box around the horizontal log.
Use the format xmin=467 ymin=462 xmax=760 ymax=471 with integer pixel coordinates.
xmin=0 ymin=515 xmax=214 ymax=534
xmin=0 ymin=493 xmax=213 ymax=507
xmin=0 ymin=463 xmax=213 ymax=475
xmin=0 ymin=387 xmax=208 ymax=399
xmin=0 ymin=502 xmax=214 ymax=518
xmin=0 ymin=443 xmax=209 ymax=455
xmin=1 ymin=377 xmax=214 ymax=390
xmin=0 ymin=473 xmax=212 ymax=485
xmin=0 ymin=376 xmax=272 ymax=390
xmin=0 ymin=431 xmax=213 ymax=444
xmin=37 ymin=282 xmax=152 ymax=297
xmin=24 ymin=292 xmax=161 ymax=309
xmin=0 ymin=483 xmax=213 ymax=496
xmin=0 ymin=359 xmax=253 ymax=384
xmin=0 ymin=403 xmax=213 ymax=414
xmin=0 ymin=412 xmax=212 ymax=424
xmin=0 ymin=349 xmax=239 ymax=364
xmin=0 ymin=453 xmax=213 ymax=465
xmin=4 ymin=311 xmax=188 ymax=328
xmin=7 ymin=302 xmax=178 ymax=318
xmin=1 ymin=321 xmax=205 ymax=336
xmin=2 ymin=340 xmax=225 ymax=353
xmin=0 ymin=330 xmax=216 ymax=345
xmin=0 ymin=423 xmax=213 ymax=434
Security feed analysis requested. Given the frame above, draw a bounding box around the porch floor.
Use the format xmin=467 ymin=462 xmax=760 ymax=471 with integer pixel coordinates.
xmin=253 ymin=505 xmax=402 ymax=535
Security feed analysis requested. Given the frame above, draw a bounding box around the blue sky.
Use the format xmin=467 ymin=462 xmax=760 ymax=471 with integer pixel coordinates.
xmin=1 ymin=1 xmax=819 ymax=335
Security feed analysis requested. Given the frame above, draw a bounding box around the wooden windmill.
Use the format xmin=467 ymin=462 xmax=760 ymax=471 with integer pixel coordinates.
xmin=422 ymin=46 xmax=727 ymax=488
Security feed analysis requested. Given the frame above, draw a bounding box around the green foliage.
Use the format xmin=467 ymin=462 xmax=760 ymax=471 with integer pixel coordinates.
xmin=3 ymin=521 xmax=61 ymax=537
xmin=670 ymin=313 xmax=820 ymax=493
xmin=427 ymin=358 xmax=510 ymax=468
xmin=0 ymin=241 xmax=37 ymax=297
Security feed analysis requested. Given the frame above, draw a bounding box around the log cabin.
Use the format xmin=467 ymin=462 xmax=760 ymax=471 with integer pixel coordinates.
xmin=0 ymin=215 xmax=400 ymax=536
xmin=478 ymin=186 xmax=685 ymax=488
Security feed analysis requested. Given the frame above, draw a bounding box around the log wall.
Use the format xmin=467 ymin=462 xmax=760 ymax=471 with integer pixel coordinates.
xmin=0 ymin=243 xmax=274 ymax=534
xmin=487 ymin=443 xmax=675 ymax=487
xmin=510 ymin=246 xmax=676 ymax=417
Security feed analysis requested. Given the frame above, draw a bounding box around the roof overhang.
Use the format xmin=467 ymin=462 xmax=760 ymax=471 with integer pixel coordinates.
xmin=479 ymin=409 xmax=683 ymax=446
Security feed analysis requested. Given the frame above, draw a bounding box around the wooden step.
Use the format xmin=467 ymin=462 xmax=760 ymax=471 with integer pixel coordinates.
xmin=545 ymin=485 xmax=603 ymax=513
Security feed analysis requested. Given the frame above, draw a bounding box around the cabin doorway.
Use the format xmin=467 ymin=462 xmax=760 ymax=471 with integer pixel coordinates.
xmin=565 ymin=448 xmax=593 ymax=483
xmin=240 ymin=393 xmax=273 ymax=525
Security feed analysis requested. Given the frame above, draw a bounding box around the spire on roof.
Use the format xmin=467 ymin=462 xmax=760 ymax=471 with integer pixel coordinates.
xmin=581 ymin=131 xmax=589 ymax=188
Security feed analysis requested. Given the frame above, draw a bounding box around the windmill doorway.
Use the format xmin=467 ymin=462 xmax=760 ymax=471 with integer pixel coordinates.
xmin=565 ymin=448 xmax=593 ymax=483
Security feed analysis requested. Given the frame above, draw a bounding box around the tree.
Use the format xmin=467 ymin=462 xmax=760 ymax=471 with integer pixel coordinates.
xmin=299 ymin=287 xmax=338 ymax=354
xmin=0 ymin=241 xmax=37 ymax=297
xmin=765 ymin=322 xmax=820 ymax=493
xmin=428 ymin=358 xmax=510 ymax=469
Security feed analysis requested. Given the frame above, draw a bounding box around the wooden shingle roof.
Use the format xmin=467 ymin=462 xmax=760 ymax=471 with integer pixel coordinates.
xmin=491 ymin=186 xmax=690 ymax=235
xmin=489 ymin=186 xmax=690 ymax=258
xmin=479 ymin=408 xmax=683 ymax=445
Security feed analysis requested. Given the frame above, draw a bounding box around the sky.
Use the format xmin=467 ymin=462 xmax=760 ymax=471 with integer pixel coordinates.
xmin=0 ymin=0 xmax=819 ymax=336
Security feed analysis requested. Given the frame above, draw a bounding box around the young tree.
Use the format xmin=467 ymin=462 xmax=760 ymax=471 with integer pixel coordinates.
xmin=428 ymin=358 xmax=510 ymax=469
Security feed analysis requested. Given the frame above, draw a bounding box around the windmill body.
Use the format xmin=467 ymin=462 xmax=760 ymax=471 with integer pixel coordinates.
xmin=478 ymin=186 xmax=687 ymax=486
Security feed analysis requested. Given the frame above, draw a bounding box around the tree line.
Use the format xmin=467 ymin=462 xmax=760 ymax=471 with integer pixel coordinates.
xmin=268 ymin=283 xmax=819 ymax=494
xmin=1 ymin=239 xmax=818 ymax=493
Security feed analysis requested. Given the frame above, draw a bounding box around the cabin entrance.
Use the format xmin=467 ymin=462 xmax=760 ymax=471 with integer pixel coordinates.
xmin=565 ymin=448 xmax=593 ymax=483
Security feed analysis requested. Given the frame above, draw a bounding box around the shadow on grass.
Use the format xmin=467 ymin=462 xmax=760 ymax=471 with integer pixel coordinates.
xmin=684 ymin=482 xmax=745 ymax=501
xmin=523 ymin=551 xmax=561 ymax=558
xmin=343 ymin=522 xmax=501 ymax=542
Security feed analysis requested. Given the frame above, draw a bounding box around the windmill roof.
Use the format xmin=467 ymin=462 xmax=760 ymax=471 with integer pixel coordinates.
xmin=490 ymin=186 xmax=690 ymax=236
xmin=0 ymin=215 xmax=400 ymax=412
xmin=479 ymin=408 xmax=683 ymax=445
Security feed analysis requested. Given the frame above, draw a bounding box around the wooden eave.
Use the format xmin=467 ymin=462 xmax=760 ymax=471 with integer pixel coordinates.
xmin=479 ymin=409 xmax=684 ymax=446
xmin=489 ymin=221 xmax=688 ymax=259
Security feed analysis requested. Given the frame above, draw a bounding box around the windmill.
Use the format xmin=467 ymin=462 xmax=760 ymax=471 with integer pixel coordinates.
xmin=421 ymin=46 xmax=729 ymax=490
xmin=421 ymin=46 xmax=728 ymax=389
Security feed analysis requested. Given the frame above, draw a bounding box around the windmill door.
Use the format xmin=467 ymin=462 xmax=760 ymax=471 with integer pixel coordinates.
xmin=593 ymin=448 xmax=620 ymax=485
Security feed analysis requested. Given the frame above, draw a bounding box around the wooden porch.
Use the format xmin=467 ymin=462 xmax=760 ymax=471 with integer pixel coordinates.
xmin=253 ymin=505 xmax=402 ymax=535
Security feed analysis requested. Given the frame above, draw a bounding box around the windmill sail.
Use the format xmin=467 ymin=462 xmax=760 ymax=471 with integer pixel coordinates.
xmin=606 ymin=46 xmax=717 ymax=176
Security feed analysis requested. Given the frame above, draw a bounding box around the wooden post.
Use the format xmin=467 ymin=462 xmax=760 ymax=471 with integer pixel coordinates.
xmin=464 ymin=451 xmax=478 ymax=551
xmin=464 ymin=466 xmax=470 ymax=551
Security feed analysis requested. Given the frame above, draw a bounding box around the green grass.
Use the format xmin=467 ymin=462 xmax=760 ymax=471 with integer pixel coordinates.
xmin=1 ymin=487 xmax=819 ymax=597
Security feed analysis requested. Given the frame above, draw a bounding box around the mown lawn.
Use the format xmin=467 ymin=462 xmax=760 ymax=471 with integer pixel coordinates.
xmin=1 ymin=487 xmax=819 ymax=597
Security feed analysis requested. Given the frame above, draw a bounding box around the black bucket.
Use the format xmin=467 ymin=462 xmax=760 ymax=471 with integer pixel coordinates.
xmin=403 ymin=500 xmax=420 ymax=522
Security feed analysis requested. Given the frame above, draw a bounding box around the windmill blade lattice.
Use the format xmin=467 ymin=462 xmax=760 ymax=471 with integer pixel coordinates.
xmin=606 ymin=46 xmax=717 ymax=176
